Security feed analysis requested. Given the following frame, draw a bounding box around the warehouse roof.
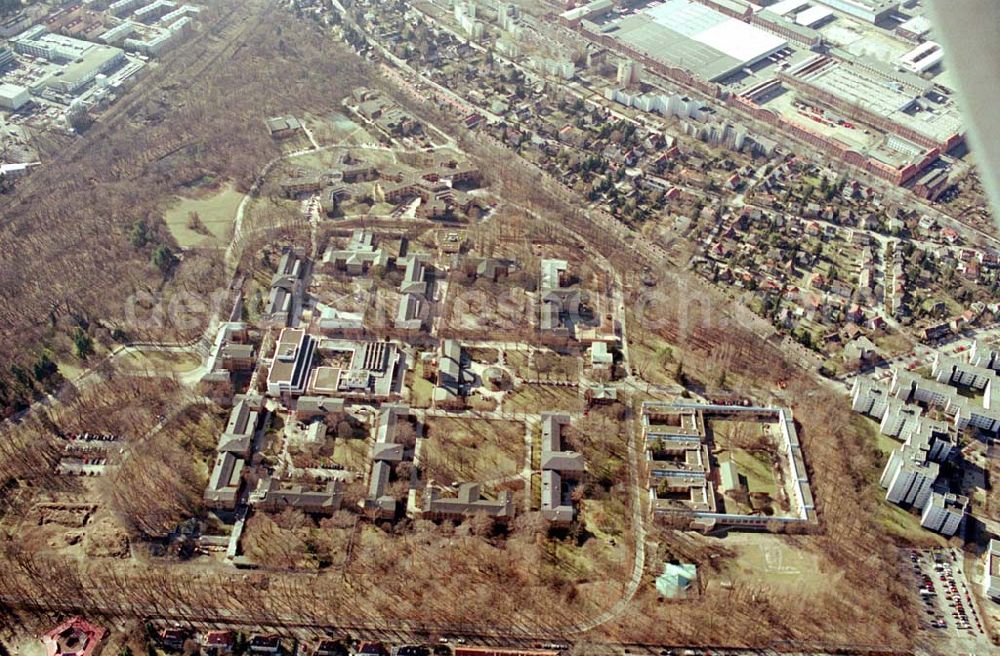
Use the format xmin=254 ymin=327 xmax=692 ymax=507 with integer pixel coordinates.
xmin=612 ymin=0 xmax=786 ymax=82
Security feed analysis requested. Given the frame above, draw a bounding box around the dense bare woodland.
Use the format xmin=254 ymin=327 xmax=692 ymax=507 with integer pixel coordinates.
xmin=0 ymin=0 xmax=373 ymax=417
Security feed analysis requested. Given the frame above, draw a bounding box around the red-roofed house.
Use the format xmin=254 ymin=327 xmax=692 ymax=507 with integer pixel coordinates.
xmin=202 ymin=631 xmax=235 ymax=655
xmin=41 ymin=618 xmax=106 ymax=656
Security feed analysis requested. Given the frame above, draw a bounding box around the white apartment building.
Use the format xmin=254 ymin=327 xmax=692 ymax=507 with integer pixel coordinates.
xmin=933 ymin=353 xmax=994 ymax=390
xmin=852 ymin=378 xmax=890 ymax=417
xmin=879 ymin=397 xmax=922 ymax=438
xmin=881 ymin=444 xmax=938 ymax=509
xmin=970 ymin=340 xmax=1000 ymax=371
xmin=892 ymin=369 xmax=952 ymax=407
xmin=920 ymin=491 xmax=967 ymax=536
xmin=905 ymin=419 xmax=955 ymax=463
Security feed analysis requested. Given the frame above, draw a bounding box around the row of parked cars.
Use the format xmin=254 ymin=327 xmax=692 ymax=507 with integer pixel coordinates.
xmin=912 ymin=548 xmax=983 ymax=636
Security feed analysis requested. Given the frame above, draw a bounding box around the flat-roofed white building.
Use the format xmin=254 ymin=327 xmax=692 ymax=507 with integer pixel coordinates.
xmin=266 ymin=328 xmax=316 ymax=397
xmin=892 ymin=369 xmax=952 ymax=406
xmin=608 ymin=0 xmax=787 ymax=83
xmin=898 ymin=41 xmax=944 ymax=75
xmin=970 ymin=340 xmax=1000 ymax=371
xmin=905 ymin=418 xmax=955 ymax=463
xmin=0 ymin=82 xmax=28 ymax=110
xmin=933 ymin=353 xmax=994 ymax=390
xmin=768 ymin=0 xmax=809 ymax=16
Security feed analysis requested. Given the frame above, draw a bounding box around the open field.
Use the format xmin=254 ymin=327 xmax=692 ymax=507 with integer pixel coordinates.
xmin=302 ymin=111 xmax=365 ymax=145
xmin=715 ymin=533 xmax=832 ymax=594
xmin=163 ymin=184 xmax=243 ymax=249
xmin=628 ymin=340 xmax=680 ymax=386
xmin=421 ymin=417 xmax=524 ymax=486
xmin=285 ymin=145 xmax=398 ymax=171
xmin=502 ymin=383 xmax=583 ymax=414
xmin=115 ymin=350 xmax=202 ymax=374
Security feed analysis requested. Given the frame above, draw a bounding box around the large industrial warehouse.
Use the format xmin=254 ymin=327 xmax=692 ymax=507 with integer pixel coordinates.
xmin=608 ymin=0 xmax=788 ymax=82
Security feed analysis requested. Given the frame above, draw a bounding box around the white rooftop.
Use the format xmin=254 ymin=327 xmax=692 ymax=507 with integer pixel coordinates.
xmin=796 ymin=6 xmax=833 ymax=26
xmin=695 ymin=19 xmax=787 ymax=63
xmin=769 ymin=0 xmax=810 ymax=16
xmin=642 ymin=0 xmax=786 ymax=66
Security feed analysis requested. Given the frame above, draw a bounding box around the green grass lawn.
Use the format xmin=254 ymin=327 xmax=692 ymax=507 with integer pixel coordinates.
xmin=876 ymin=501 xmax=947 ymax=546
xmin=727 ymin=449 xmax=778 ymax=496
xmin=408 ymin=361 xmax=435 ymax=409
xmin=164 ymin=183 xmax=243 ymax=249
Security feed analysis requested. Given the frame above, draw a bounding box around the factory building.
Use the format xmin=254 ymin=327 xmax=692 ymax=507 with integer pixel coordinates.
xmin=0 ymin=82 xmax=29 ymax=110
xmin=606 ymin=0 xmax=788 ymax=83
xmin=781 ymin=53 xmax=963 ymax=152
xmin=813 ymin=0 xmax=897 ymax=23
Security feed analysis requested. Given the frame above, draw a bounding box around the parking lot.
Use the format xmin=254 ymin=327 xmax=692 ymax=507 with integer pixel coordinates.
xmin=910 ymin=547 xmax=986 ymax=640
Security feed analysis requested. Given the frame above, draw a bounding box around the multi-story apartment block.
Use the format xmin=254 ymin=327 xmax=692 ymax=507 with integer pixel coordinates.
xmin=880 ymin=443 xmax=938 ymax=509
xmin=919 ymin=491 xmax=967 ymax=536
xmin=970 ymin=340 xmax=1000 ymax=371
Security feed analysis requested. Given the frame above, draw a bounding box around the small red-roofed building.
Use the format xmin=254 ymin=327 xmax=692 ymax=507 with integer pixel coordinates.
xmin=202 ymin=631 xmax=235 ymax=655
xmin=41 ymin=618 xmax=107 ymax=656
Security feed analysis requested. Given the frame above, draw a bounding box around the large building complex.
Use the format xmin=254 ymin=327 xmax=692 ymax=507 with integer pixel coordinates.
xmin=573 ymin=0 xmax=962 ymax=187
xmin=847 ymin=346 xmax=1000 ymax=535
xmin=780 ymin=53 xmax=963 ymax=152
xmin=642 ymin=402 xmax=816 ymax=531
xmin=11 ymin=26 xmax=125 ymax=95
xmin=606 ymin=0 xmax=787 ymax=83
xmin=306 ymin=339 xmax=403 ymax=400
